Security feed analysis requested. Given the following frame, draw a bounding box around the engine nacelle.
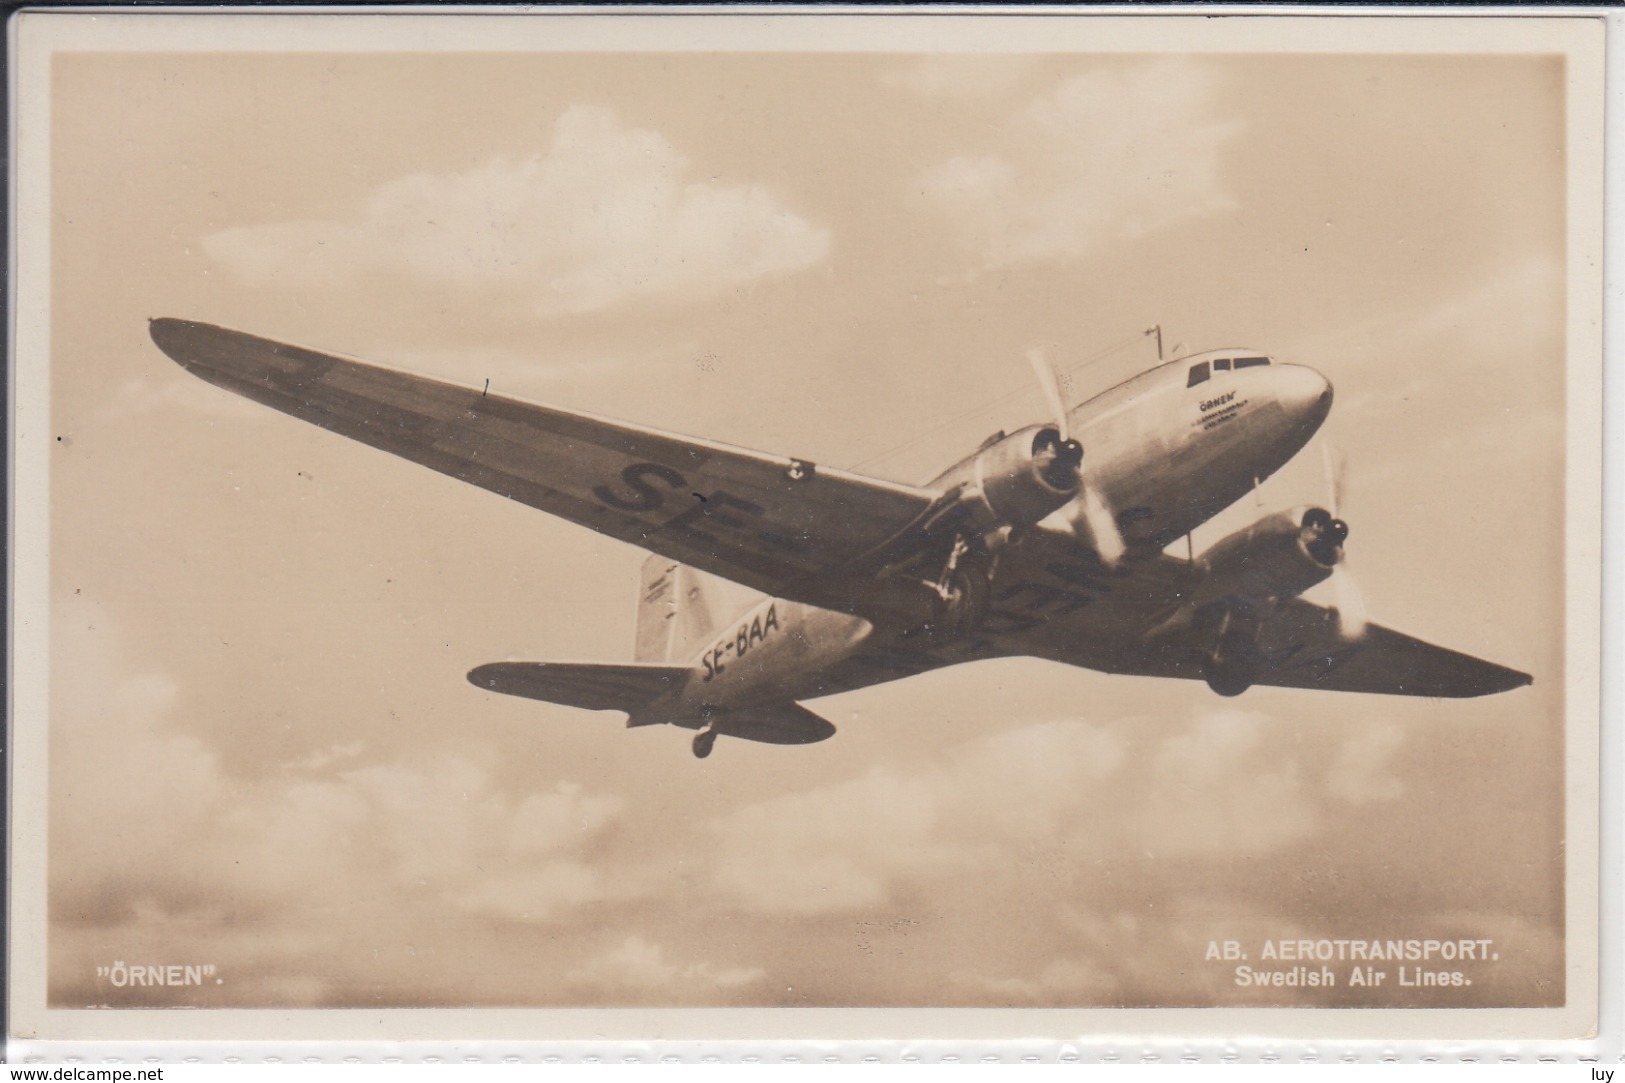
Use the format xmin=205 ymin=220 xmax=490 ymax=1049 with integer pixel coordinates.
xmin=1191 ymin=506 xmax=1346 ymax=612
xmin=930 ymin=424 xmax=1083 ymax=538
xmin=878 ymin=425 xmax=1084 ymax=640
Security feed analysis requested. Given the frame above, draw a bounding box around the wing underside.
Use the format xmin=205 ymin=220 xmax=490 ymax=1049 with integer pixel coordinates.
xmin=968 ymin=530 xmax=1532 ymax=699
xmin=1084 ymin=602 xmax=1534 ymax=698
xmin=150 ymin=319 xmax=937 ymax=605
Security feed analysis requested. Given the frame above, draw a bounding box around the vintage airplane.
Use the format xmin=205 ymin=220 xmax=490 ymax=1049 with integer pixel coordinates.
xmin=150 ymin=318 xmax=1531 ymax=759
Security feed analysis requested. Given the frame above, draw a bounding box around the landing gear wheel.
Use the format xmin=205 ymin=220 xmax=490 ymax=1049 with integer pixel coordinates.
xmin=1203 ymin=631 xmax=1263 ymax=697
xmin=692 ymin=729 xmax=717 ymax=759
xmin=918 ymin=535 xmax=993 ymax=641
xmin=938 ymin=566 xmax=990 ymax=639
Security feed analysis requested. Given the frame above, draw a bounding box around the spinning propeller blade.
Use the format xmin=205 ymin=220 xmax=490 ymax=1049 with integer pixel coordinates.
xmin=1027 ymin=347 xmax=1071 ymax=443
xmin=1320 ymin=443 xmax=1366 ymax=640
xmin=1331 ymin=565 xmax=1368 ymax=641
xmin=1076 ymin=481 xmax=1127 ymax=566
xmin=1322 ymin=443 xmax=1347 ymax=518
xmin=1026 ymin=346 xmax=1126 ymax=565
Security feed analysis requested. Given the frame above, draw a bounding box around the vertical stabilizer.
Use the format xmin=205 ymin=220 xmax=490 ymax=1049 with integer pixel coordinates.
xmin=634 ymin=556 xmax=731 ymax=662
xmin=634 ymin=557 xmax=680 ymax=662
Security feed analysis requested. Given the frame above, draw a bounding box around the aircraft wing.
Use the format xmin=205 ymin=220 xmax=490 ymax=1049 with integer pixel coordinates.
xmin=151 ymin=319 xmax=938 ymax=602
xmin=976 ymin=530 xmax=1532 ymax=699
xmin=1083 ymin=600 xmax=1535 ymax=698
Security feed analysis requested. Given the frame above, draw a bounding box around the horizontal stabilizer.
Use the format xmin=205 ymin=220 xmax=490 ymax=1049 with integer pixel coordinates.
xmin=469 ymin=661 xmax=686 ymax=712
xmin=677 ymin=702 xmax=837 ymax=746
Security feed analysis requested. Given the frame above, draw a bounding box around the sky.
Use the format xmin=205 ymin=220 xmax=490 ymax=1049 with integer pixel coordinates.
xmin=36 ymin=36 xmax=1576 ymax=1014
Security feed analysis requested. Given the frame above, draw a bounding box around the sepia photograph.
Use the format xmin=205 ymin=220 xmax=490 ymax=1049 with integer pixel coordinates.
xmin=7 ymin=10 xmax=1603 ymax=1047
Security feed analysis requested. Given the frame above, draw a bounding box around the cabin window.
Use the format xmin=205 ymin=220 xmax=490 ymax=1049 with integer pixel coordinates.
xmin=1213 ymin=359 xmax=1232 ymax=371
xmin=1186 ymin=361 xmax=1211 ymax=387
xmin=1235 ymin=356 xmax=1270 ymax=368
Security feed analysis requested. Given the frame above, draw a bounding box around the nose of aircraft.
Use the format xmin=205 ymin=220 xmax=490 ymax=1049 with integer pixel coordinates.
xmin=1274 ymin=363 xmax=1334 ymax=430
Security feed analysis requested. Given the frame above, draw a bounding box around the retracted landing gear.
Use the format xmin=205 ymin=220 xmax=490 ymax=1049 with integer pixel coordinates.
xmin=692 ymin=726 xmax=717 ymax=759
xmin=1195 ymin=603 xmax=1264 ymax=697
xmin=1203 ymin=629 xmax=1263 ymax=697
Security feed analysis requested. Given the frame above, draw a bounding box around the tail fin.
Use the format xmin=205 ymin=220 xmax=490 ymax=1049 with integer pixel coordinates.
xmin=635 ymin=555 xmax=744 ymax=663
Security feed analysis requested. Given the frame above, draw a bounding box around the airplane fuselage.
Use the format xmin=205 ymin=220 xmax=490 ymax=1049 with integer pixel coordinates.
xmin=673 ymin=595 xmax=876 ymax=711
xmin=1071 ymin=350 xmax=1331 ymax=546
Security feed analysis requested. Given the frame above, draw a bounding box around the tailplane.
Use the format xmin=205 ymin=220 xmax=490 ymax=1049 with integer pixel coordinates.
xmin=469 ymin=658 xmax=837 ymax=760
xmin=469 ymin=661 xmax=685 ymax=714
xmin=684 ymin=702 xmax=837 ymax=759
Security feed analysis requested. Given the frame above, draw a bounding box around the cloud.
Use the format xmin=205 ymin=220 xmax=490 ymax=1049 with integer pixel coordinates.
xmin=326 ymin=766 xmax=621 ymax=921
xmin=47 ymin=597 xmax=1555 ymax=1009
xmin=50 ymin=654 xmax=228 ymax=926
xmin=709 ymin=709 xmax=1361 ymax=916
xmin=49 ymin=596 xmax=624 ymax=931
xmin=1324 ymin=722 xmax=1406 ymax=805
xmin=710 ymin=719 xmax=1129 ymax=914
xmin=48 ymin=601 xmax=1551 ymax=1010
xmin=568 ymin=936 xmax=765 ymax=997
xmin=203 ymin=105 xmax=830 ymax=320
xmin=918 ymin=58 xmax=1243 ymax=267
xmin=1137 ymin=709 xmax=1318 ymax=857
xmin=957 ymin=950 xmax=1120 ymax=1007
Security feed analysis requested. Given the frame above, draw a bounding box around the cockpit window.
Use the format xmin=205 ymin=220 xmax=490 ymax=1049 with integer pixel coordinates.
xmin=1187 ymin=361 xmax=1211 ymax=387
xmin=1235 ymin=356 xmax=1270 ymax=368
xmin=1213 ymin=358 xmax=1232 ymax=371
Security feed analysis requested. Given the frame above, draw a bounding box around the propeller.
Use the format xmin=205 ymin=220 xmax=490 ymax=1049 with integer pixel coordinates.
xmin=1077 ymin=480 xmax=1128 ymax=566
xmin=1320 ymin=443 xmax=1367 ymax=640
xmin=1027 ymin=347 xmax=1126 ymax=565
xmin=1026 ymin=347 xmax=1072 ymax=443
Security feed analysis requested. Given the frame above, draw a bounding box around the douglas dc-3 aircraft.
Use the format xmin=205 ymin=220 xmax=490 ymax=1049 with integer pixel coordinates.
xmin=150 ymin=319 xmax=1531 ymax=759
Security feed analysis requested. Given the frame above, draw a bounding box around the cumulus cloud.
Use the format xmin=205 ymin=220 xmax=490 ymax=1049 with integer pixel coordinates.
xmin=203 ymin=105 xmax=830 ymax=320
xmin=919 ymin=58 xmax=1243 ymax=267
xmin=1137 ymin=709 xmax=1318 ymax=857
xmin=50 ymin=658 xmax=227 ymax=926
xmin=710 ymin=719 xmax=1126 ymax=914
xmin=1323 ymin=722 xmax=1406 ymax=805
xmin=48 ymin=601 xmax=1558 ymax=1010
xmin=709 ymin=709 xmax=1364 ymax=917
xmin=958 ymin=949 xmax=1118 ymax=1006
xmin=568 ymin=936 xmax=765 ymax=997
xmin=50 ymin=597 xmax=623 ymax=930
xmin=52 ymin=598 xmax=1556 ymax=1010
